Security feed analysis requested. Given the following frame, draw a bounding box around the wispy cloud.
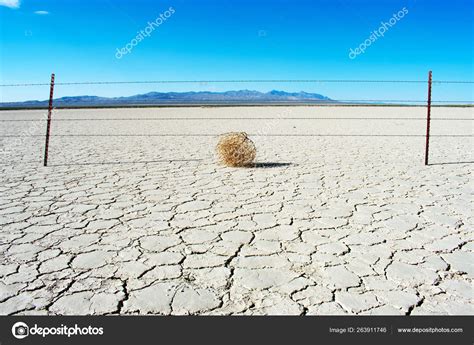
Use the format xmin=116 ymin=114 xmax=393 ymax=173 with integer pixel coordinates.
xmin=34 ymin=10 xmax=49 ymax=15
xmin=0 ymin=0 xmax=20 ymax=8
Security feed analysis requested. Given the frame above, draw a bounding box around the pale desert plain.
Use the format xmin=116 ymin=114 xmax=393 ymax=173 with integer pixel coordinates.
xmin=0 ymin=105 xmax=472 ymax=315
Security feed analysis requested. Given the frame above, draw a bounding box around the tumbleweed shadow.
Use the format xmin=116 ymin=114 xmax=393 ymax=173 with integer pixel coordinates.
xmin=252 ymin=162 xmax=293 ymax=168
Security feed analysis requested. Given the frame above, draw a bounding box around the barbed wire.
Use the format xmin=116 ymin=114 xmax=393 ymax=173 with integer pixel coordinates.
xmin=337 ymin=100 xmax=474 ymax=103
xmin=1 ymin=79 xmax=473 ymax=87
xmin=1 ymin=117 xmax=473 ymax=122
xmin=1 ymin=134 xmax=472 ymax=138
xmin=1 ymin=100 xmax=472 ymax=108
xmin=1 ymin=100 xmax=472 ymax=106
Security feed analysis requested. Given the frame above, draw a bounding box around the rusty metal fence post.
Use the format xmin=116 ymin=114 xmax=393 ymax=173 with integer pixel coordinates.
xmin=43 ymin=73 xmax=54 ymax=166
xmin=424 ymin=71 xmax=432 ymax=165
xmin=43 ymin=73 xmax=55 ymax=167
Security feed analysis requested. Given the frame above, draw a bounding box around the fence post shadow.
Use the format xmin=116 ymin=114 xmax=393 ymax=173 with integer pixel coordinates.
xmin=427 ymin=161 xmax=474 ymax=166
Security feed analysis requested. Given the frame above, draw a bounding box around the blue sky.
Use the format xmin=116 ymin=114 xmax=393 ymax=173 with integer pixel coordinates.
xmin=0 ymin=0 xmax=473 ymax=102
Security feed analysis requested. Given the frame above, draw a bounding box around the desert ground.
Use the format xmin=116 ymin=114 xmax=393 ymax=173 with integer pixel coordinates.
xmin=0 ymin=106 xmax=472 ymax=315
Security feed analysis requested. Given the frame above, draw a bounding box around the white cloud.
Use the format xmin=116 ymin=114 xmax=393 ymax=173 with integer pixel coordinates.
xmin=34 ymin=10 xmax=49 ymax=15
xmin=0 ymin=0 xmax=20 ymax=8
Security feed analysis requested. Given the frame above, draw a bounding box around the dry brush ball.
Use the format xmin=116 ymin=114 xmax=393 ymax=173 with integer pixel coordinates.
xmin=216 ymin=132 xmax=256 ymax=167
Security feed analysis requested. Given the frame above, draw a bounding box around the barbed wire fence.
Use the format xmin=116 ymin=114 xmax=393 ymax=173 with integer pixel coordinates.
xmin=0 ymin=71 xmax=473 ymax=166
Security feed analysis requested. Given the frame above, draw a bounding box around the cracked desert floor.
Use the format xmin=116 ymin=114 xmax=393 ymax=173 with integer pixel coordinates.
xmin=0 ymin=106 xmax=473 ymax=315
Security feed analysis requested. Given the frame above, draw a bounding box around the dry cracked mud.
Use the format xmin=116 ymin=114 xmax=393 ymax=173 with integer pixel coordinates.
xmin=0 ymin=106 xmax=472 ymax=315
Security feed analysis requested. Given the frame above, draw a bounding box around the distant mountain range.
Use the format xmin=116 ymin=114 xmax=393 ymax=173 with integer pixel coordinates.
xmin=0 ymin=90 xmax=334 ymax=108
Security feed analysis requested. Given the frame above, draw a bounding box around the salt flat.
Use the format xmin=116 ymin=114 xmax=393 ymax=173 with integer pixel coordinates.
xmin=0 ymin=106 xmax=472 ymax=315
